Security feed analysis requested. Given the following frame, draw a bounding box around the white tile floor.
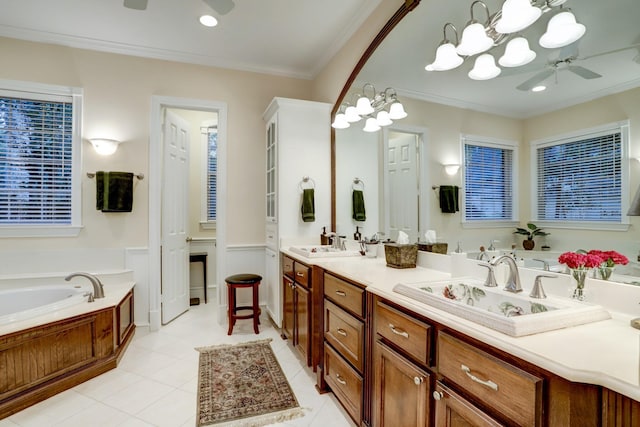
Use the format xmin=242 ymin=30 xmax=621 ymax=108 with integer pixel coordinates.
xmin=0 ymin=302 xmax=355 ymax=427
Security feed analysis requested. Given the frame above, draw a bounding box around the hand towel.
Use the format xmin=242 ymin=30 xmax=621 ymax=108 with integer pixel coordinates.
xmin=352 ymin=189 xmax=366 ymax=221
xmin=96 ymin=171 xmax=134 ymax=212
xmin=301 ymin=188 xmax=315 ymax=222
xmin=439 ymin=185 xmax=459 ymax=213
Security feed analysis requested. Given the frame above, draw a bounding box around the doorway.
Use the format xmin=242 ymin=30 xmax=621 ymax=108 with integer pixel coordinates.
xmin=149 ymin=96 xmax=228 ymax=331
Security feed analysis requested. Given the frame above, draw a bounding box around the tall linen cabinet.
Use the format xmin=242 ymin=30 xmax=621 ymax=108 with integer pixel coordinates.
xmin=263 ymin=97 xmax=331 ymax=327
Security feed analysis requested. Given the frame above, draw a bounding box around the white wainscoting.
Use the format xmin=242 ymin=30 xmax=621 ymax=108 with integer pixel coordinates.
xmin=189 ymin=238 xmax=217 ymax=304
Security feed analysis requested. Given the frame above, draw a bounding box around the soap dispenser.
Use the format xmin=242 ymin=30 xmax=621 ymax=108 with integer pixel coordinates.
xmin=320 ymin=226 xmax=330 ymax=246
xmin=354 ymin=226 xmax=362 ymax=241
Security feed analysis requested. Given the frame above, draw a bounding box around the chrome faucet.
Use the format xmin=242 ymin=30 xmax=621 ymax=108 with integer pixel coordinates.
xmin=490 ymin=255 xmax=522 ymax=293
xmin=532 ymin=259 xmax=550 ymax=271
xmin=65 ymin=272 xmax=105 ymax=300
xmin=477 ymin=263 xmax=497 ymax=287
xmin=530 ymin=274 xmax=557 ymax=299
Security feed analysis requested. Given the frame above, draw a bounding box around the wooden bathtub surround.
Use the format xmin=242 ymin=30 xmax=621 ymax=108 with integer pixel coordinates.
xmin=0 ymin=289 xmax=134 ymax=419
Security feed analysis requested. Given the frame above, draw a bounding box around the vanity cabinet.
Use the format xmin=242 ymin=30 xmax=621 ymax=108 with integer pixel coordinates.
xmin=432 ymin=382 xmax=503 ymax=427
xmin=263 ymin=97 xmax=331 ymax=328
xmin=322 ymin=272 xmax=367 ymax=426
xmin=281 ymin=255 xmax=313 ymax=366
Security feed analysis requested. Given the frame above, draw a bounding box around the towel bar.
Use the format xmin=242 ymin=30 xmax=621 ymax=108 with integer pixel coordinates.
xmin=87 ymin=172 xmax=144 ymax=180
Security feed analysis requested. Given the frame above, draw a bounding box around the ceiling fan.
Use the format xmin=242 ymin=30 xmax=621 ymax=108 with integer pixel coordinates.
xmin=516 ymin=42 xmax=640 ymax=91
xmin=123 ymin=0 xmax=236 ymax=15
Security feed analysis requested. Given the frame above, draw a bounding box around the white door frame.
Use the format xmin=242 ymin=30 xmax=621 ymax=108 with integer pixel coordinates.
xmin=149 ymin=96 xmax=228 ymax=331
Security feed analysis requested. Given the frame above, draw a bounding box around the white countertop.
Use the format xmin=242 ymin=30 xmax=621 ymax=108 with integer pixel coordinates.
xmin=281 ymin=248 xmax=640 ymax=401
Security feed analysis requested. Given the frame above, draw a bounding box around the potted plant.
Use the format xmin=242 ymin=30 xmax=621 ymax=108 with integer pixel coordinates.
xmin=514 ymin=223 xmax=549 ymax=250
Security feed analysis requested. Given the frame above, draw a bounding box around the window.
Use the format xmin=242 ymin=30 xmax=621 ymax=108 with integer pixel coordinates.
xmin=0 ymin=81 xmax=82 ymax=237
xmin=532 ymin=121 xmax=629 ymax=227
xmin=463 ymin=135 xmax=518 ymax=225
xmin=200 ymin=121 xmax=217 ymax=228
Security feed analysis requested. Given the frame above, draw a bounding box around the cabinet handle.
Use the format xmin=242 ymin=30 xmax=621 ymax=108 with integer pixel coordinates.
xmin=335 ymin=374 xmax=347 ymax=385
xmin=388 ymin=323 xmax=409 ymax=338
xmin=296 ymin=272 xmax=304 ymax=277
xmin=432 ymin=391 xmax=444 ymax=401
xmin=413 ymin=376 xmax=423 ymax=386
xmin=335 ymin=290 xmax=347 ymax=297
xmin=336 ymin=328 xmax=347 ymax=337
xmin=461 ymin=364 xmax=499 ymax=391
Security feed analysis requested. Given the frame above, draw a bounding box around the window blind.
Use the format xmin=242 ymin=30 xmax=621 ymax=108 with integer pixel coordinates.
xmin=536 ymin=132 xmax=621 ymax=222
xmin=0 ymin=96 xmax=73 ymax=224
xmin=464 ymin=143 xmax=514 ymax=221
xmin=207 ymin=130 xmax=217 ymax=221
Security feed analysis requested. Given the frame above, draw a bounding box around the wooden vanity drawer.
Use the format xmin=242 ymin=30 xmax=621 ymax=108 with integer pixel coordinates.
xmin=283 ymin=255 xmax=294 ymax=279
xmin=324 ymin=342 xmax=362 ymax=426
xmin=375 ymin=300 xmax=430 ymax=365
xmin=438 ymin=332 xmax=542 ymax=427
xmin=325 ymin=300 xmax=365 ymax=372
xmin=324 ymin=273 xmax=364 ymax=317
xmin=294 ymin=262 xmax=309 ymax=287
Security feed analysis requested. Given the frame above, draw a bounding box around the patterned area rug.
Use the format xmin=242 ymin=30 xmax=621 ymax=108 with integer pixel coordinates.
xmin=196 ymin=339 xmax=304 ymax=427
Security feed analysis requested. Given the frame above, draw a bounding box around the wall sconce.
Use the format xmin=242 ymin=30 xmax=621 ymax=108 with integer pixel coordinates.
xmin=89 ymin=138 xmax=122 ymax=156
xmin=443 ymin=164 xmax=461 ymax=176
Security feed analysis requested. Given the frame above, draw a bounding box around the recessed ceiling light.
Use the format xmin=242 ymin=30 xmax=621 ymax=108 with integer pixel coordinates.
xmin=199 ymin=15 xmax=218 ymax=27
xmin=531 ymin=85 xmax=546 ymax=92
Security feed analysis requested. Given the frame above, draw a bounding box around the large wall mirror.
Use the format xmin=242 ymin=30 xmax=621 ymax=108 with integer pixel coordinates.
xmin=332 ymin=0 xmax=640 ymax=278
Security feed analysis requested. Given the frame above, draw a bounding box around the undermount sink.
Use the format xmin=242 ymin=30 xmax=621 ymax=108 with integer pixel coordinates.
xmin=393 ymin=278 xmax=611 ymax=337
xmin=288 ymin=245 xmax=362 ymax=258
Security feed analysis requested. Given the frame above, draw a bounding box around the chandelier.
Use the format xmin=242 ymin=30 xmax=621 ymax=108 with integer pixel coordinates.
xmin=332 ymin=83 xmax=408 ymax=132
xmin=425 ymin=0 xmax=586 ymax=81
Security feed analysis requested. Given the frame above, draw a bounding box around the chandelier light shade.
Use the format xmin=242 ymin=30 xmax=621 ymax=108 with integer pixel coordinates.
xmin=388 ymin=102 xmax=407 ymax=120
xmin=331 ymin=112 xmax=350 ymax=129
xmin=495 ymin=0 xmax=542 ymax=34
xmin=498 ymin=36 xmax=537 ymax=67
xmin=375 ymin=111 xmax=393 ymax=127
xmin=344 ymin=105 xmax=362 ymax=123
xmin=539 ymin=10 xmax=586 ymax=49
xmin=363 ymin=117 xmax=381 ymax=133
xmin=468 ymin=54 xmax=501 ymax=80
xmin=355 ymin=95 xmax=375 ymax=116
xmin=457 ymin=1 xmax=494 ymax=56
xmin=426 ymin=23 xmax=464 ymax=71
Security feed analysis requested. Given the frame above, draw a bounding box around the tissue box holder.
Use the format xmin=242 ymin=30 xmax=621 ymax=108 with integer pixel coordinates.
xmin=418 ymin=243 xmax=448 ymax=254
xmin=384 ymin=243 xmax=418 ymax=269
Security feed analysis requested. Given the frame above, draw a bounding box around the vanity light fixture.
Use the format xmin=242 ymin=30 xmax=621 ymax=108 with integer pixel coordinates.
xmin=498 ymin=37 xmax=536 ymax=67
xmin=331 ymin=84 xmax=408 ymax=132
xmin=89 ymin=138 xmax=122 ymax=156
xmin=456 ymin=1 xmax=494 ymax=57
xmin=443 ymin=164 xmax=461 ymax=176
xmin=495 ymin=0 xmax=542 ymax=34
xmin=539 ymin=10 xmax=586 ymax=49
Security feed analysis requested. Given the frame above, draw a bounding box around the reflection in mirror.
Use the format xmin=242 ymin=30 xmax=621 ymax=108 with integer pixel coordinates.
xmin=332 ymin=0 xmax=640 ymax=284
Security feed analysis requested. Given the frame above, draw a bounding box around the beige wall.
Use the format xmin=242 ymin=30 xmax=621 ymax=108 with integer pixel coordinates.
xmin=0 ymin=37 xmax=312 ymax=251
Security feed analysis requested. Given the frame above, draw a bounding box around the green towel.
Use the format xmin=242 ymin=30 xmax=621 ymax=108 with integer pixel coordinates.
xmin=439 ymin=185 xmax=459 ymax=213
xmin=96 ymin=171 xmax=134 ymax=212
xmin=301 ymin=188 xmax=315 ymax=222
xmin=352 ymin=189 xmax=366 ymax=221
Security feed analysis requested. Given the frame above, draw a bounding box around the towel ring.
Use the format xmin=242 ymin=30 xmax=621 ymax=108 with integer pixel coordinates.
xmin=352 ymin=178 xmax=365 ymax=190
xmin=299 ymin=176 xmax=315 ymax=191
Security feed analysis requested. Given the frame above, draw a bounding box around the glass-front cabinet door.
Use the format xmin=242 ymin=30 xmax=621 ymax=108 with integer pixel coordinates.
xmin=266 ymin=120 xmax=277 ymax=222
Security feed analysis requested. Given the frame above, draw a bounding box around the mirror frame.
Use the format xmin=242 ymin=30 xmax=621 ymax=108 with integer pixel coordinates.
xmin=330 ymin=0 xmax=422 ymax=231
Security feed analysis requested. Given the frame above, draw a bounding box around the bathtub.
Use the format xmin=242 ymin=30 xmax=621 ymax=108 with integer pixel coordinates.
xmin=0 ymin=285 xmax=89 ymax=326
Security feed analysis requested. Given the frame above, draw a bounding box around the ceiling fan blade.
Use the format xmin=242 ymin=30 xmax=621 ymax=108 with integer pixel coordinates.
xmin=203 ymin=0 xmax=235 ymax=15
xmin=124 ymin=0 xmax=148 ymax=10
xmin=568 ymin=65 xmax=602 ymax=79
xmin=516 ymin=69 xmax=555 ymax=91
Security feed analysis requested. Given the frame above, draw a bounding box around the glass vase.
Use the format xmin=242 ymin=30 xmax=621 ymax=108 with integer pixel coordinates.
xmin=596 ymin=266 xmax=615 ymax=281
xmin=569 ymin=268 xmax=589 ymax=301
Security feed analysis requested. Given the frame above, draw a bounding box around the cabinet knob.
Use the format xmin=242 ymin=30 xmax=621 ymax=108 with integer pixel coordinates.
xmin=432 ymin=391 xmax=444 ymax=401
xmin=413 ymin=376 xmax=423 ymax=386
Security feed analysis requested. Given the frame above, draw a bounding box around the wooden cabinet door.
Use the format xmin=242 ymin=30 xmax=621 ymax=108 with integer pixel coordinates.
xmin=373 ymin=341 xmax=430 ymax=427
xmin=295 ymin=283 xmax=311 ymax=365
xmin=433 ymin=382 xmax=504 ymax=427
xmin=282 ymin=276 xmax=294 ymax=340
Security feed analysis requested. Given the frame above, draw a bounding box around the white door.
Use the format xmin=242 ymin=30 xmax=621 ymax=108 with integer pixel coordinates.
xmin=161 ymin=110 xmax=190 ymax=324
xmin=386 ymin=132 xmax=419 ymax=242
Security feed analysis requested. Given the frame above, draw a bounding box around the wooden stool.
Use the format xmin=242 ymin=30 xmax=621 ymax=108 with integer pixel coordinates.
xmin=226 ymin=274 xmax=262 ymax=335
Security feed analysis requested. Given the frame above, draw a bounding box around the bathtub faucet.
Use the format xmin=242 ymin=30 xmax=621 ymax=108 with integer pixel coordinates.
xmin=65 ymin=272 xmax=105 ymax=300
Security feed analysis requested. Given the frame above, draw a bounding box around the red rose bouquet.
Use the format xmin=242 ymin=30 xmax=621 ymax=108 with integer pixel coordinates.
xmin=587 ymin=250 xmax=628 ymax=280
